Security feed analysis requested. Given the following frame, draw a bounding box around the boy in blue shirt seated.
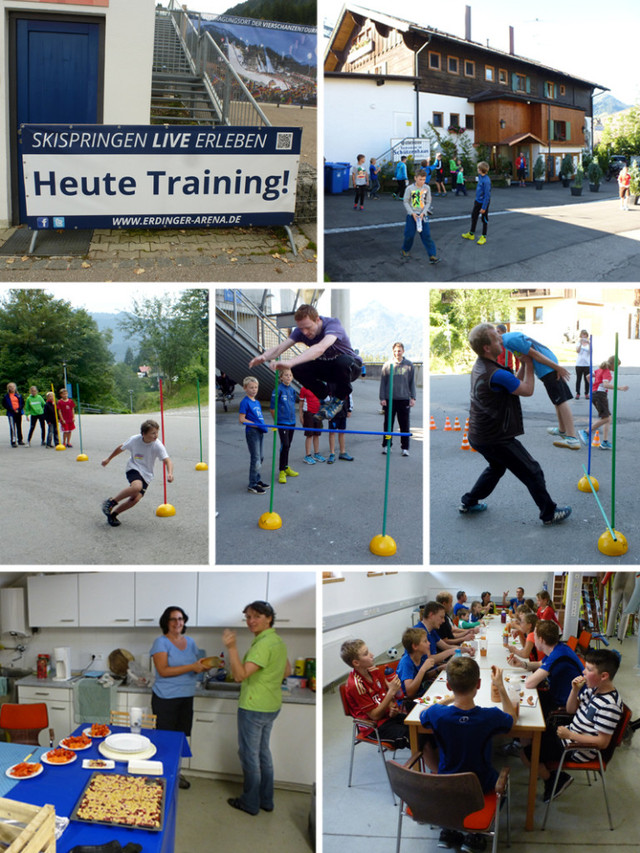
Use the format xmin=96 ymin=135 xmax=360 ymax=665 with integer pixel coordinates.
xmin=420 ymin=658 xmax=518 ymax=852
xmin=396 ymin=628 xmax=437 ymax=704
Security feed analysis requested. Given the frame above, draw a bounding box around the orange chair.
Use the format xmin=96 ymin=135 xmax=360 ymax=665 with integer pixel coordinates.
xmin=566 ymin=636 xmax=578 ymax=651
xmin=338 ymin=683 xmax=397 ymax=804
xmin=577 ymin=630 xmax=592 ymax=655
xmin=387 ymin=752 xmax=510 ymax=853
xmin=0 ymin=703 xmax=54 ymax=746
xmin=542 ymin=702 xmax=631 ymax=830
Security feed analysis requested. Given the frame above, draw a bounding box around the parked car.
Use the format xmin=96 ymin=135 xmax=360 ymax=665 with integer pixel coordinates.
xmin=606 ymin=155 xmax=627 ymax=181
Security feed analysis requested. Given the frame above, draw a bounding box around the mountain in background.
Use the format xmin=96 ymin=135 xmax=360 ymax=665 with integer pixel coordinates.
xmin=223 ymin=0 xmax=316 ymax=26
xmin=594 ymin=94 xmax=631 ymax=118
xmin=351 ymin=301 xmax=423 ymax=361
xmin=92 ymin=312 xmax=137 ymax=363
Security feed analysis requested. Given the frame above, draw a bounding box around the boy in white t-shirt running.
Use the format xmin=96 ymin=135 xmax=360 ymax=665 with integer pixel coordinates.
xmin=101 ymin=419 xmax=173 ymax=526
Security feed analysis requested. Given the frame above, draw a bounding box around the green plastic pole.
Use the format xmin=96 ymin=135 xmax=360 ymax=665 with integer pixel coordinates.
xmin=196 ymin=378 xmax=204 ymax=463
xmin=381 ymin=364 xmax=394 ymax=537
xmin=75 ymin=383 xmax=84 ymax=454
xmin=611 ymin=333 xmax=619 ymax=529
xmin=268 ymin=369 xmax=279 ymax=513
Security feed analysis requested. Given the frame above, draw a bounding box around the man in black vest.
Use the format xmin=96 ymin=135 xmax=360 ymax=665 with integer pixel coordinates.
xmin=459 ymin=323 xmax=571 ymax=525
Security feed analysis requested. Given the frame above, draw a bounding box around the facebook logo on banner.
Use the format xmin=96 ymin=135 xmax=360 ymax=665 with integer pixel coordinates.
xmin=53 ymin=217 xmax=65 ymax=228
xmin=36 ymin=217 xmax=50 ymax=228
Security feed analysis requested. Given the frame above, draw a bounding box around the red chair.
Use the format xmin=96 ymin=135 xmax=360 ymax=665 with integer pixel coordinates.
xmin=542 ymin=702 xmax=631 ymax=830
xmin=338 ymin=683 xmax=397 ymax=804
xmin=387 ymin=752 xmax=510 ymax=853
xmin=0 ymin=703 xmax=54 ymax=746
xmin=566 ymin=636 xmax=578 ymax=651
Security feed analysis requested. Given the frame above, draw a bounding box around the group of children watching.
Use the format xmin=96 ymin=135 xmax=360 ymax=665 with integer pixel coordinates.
xmin=340 ymin=588 xmax=625 ymax=851
xmin=2 ymin=383 xmax=76 ymax=448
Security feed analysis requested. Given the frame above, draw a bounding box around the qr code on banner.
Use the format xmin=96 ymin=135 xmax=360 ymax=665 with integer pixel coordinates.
xmin=276 ymin=132 xmax=294 ymax=150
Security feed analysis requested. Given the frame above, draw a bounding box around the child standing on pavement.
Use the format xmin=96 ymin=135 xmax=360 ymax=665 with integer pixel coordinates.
xmin=579 ymin=357 xmax=628 ymax=450
xmin=56 ymin=387 xmax=76 ymax=447
xmin=462 ymin=161 xmax=491 ymax=245
xmin=574 ymin=330 xmax=590 ymax=399
xmin=43 ymin=392 xmax=59 ymax=448
xmin=24 ymin=386 xmax=46 ymax=446
xmin=352 ymin=154 xmax=368 ymax=210
xmin=237 ymin=376 xmax=270 ymax=494
xmin=401 ymin=169 xmax=440 ymax=265
xmin=454 ymin=160 xmax=467 ymax=196
xmin=299 ymin=386 xmax=325 ymax=465
xmin=327 ymin=392 xmax=353 ymax=464
xmin=618 ymin=164 xmax=631 ymax=211
xmin=270 ymin=367 xmax=299 ymax=484
xmin=369 ymin=158 xmax=380 ymax=199
xmin=394 ymin=156 xmax=408 ymax=199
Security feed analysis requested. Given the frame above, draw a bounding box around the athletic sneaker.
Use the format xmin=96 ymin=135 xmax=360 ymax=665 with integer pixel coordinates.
xmin=477 ymin=236 xmax=486 ymax=245
xmin=458 ymin=502 xmax=488 ymax=514
xmin=578 ymin=429 xmax=590 ymax=446
xmin=553 ymin=436 xmax=580 ymax=450
xmin=339 ymin=452 xmax=354 ymax=461
xmin=278 ymin=471 xmax=287 ymax=484
xmin=438 ymin=829 xmax=464 ymax=849
xmin=461 ymin=232 xmax=475 ymax=240
xmin=284 ymin=466 xmax=299 ymax=477
xmin=543 ymin=771 xmax=574 ymax=803
xmin=381 ymin=447 xmax=387 ymax=454
xmin=303 ymin=455 xmax=317 ymax=465
xmin=600 ymin=440 xmax=613 ymax=450
xmin=247 ymin=484 xmax=266 ymax=494
xmin=429 ymin=256 xmax=441 ymax=264
xmin=400 ymin=250 xmax=410 ymax=263
xmin=546 ymin=427 xmax=565 ymax=436
xmin=258 ymin=481 xmax=270 ymax=489
xmin=327 ymin=453 xmax=336 ymax=464
xmin=313 ymin=453 xmax=326 ymax=463
xmin=102 ymin=498 xmax=117 ymax=518
xmin=318 ymin=397 xmax=345 ymax=422
xmin=461 ymin=833 xmax=487 ymax=853
xmin=106 ymin=512 xmax=121 ymax=527
xmin=575 ymin=393 xmax=580 ymax=399
xmin=543 ymin=506 xmax=572 ymax=525
xmin=402 ymin=449 xmax=410 ymax=457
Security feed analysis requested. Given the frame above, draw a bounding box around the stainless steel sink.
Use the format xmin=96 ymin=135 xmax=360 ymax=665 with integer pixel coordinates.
xmin=0 ymin=668 xmax=31 ymax=679
xmin=203 ymin=680 xmax=240 ymax=692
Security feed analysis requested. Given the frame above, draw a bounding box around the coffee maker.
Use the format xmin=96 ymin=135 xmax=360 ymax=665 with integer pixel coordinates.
xmin=52 ymin=646 xmax=72 ymax=681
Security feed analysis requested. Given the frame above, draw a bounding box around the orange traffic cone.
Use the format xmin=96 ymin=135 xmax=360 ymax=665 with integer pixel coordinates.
xmin=592 ymin=430 xmax=601 ymax=448
xmin=430 ymin=416 xmax=437 ymax=430
xmin=453 ymin=417 xmax=461 ymax=431
xmin=443 ymin=416 xmax=452 ymax=431
xmin=460 ymin=432 xmax=471 ymax=450
xmin=464 ymin=418 xmax=470 ymax=430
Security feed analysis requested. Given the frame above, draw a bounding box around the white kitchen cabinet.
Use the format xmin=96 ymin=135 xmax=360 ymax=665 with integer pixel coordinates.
xmin=134 ymin=573 xmax=198 ymax=627
xmin=27 ymin=575 xmax=78 ymax=628
xmin=266 ymin=572 xmax=316 ymax=628
xmin=271 ymin=703 xmax=315 ymax=786
xmin=196 ymin=572 xmax=268 ymax=627
xmin=189 ymin=697 xmax=239 ymax=774
xmin=78 ymin=573 xmax=135 ymax=627
xmin=18 ymin=684 xmax=73 ymax=746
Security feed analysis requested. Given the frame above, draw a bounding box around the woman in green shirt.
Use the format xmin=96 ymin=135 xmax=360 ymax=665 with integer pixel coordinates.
xmin=223 ymin=600 xmax=290 ymax=815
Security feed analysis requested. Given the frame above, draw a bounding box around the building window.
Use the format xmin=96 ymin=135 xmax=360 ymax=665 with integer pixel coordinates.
xmin=447 ymin=55 xmax=459 ymax=74
xmin=498 ymin=68 xmax=508 ymax=84
xmin=429 ymin=51 xmax=441 ymax=70
xmin=560 ymin=84 xmax=566 ymax=96
xmin=464 ymin=59 xmax=475 ymax=77
xmin=450 ymin=113 xmax=460 ymax=128
xmin=485 ymin=66 xmax=494 ymax=82
xmin=517 ymin=307 xmax=526 ymax=323
xmin=432 ymin=111 xmax=444 ymax=128
xmin=550 ymin=120 xmax=570 ymax=141
xmin=534 ymin=307 xmax=543 ymax=323
xmin=514 ymin=73 xmax=527 ymax=92
xmin=545 ymin=81 xmax=555 ymax=99
xmin=465 ymin=114 xmax=474 ymax=130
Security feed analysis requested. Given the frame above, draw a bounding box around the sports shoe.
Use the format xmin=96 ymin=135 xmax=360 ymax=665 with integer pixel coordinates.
xmin=578 ymin=429 xmax=590 ymax=446
xmin=546 ymin=426 xmax=564 ymax=436
xmin=600 ymin=440 xmax=613 ymax=450
xmin=543 ymin=771 xmax=574 ymax=803
xmin=381 ymin=447 xmax=387 ymax=454
xmin=553 ymin=436 xmax=580 ymax=450
xmin=106 ymin=512 xmax=121 ymax=527
xmin=247 ymin=484 xmax=266 ymax=494
xmin=339 ymin=452 xmax=354 ymax=461
xmin=458 ymin=502 xmax=488 ymax=514
xmin=438 ymin=829 xmax=464 ymax=849
xmin=327 ymin=453 xmax=336 ymax=464
xmin=429 ymin=256 xmax=441 ymax=264
xmin=543 ymin=506 xmax=572 ymax=525
xmin=284 ymin=466 xmax=299 ymax=477
xmin=575 ymin=393 xmax=580 ymax=399
xmin=402 ymin=449 xmax=410 ymax=457
xmin=461 ymin=833 xmax=487 ymax=853
xmin=278 ymin=471 xmax=287 ymax=484
xmin=303 ymin=455 xmax=317 ymax=465
xmin=400 ymin=250 xmax=410 ymax=263
xmin=477 ymin=235 xmax=486 ymax=245
xmin=499 ymin=739 xmax=522 ymax=756
xmin=102 ymin=498 xmax=117 ymax=518
xmin=313 ymin=453 xmax=326 ymax=463
xmin=258 ymin=481 xmax=270 ymax=489
xmin=461 ymin=232 xmax=475 ymax=240
xmin=317 ymin=397 xmax=345 ymax=422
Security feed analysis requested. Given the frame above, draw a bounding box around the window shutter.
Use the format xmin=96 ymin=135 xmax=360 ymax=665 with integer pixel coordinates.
xmin=566 ymin=123 xmax=571 ymax=141
xmin=511 ymin=72 xmax=518 ymax=91
xmin=526 ymin=77 xmax=531 ymax=93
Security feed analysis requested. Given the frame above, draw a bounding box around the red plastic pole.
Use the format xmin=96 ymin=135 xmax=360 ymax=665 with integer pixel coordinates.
xmin=159 ymin=379 xmax=168 ymax=505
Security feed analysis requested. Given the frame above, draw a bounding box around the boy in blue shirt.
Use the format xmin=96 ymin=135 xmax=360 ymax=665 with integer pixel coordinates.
xmin=462 ymin=161 xmax=491 ymax=245
xmin=394 ymin=155 xmax=408 ymax=199
xmin=500 ymin=330 xmax=579 ymax=451
xmin=239 ymin=376 xmax=270 ymax=494
xmin=396 ymin=627 xmax=437 ymax=702
xmin=420 ymin=658 xmax=517 ymax=851
xmin=269 ymin=367 xmax=299 ymax=484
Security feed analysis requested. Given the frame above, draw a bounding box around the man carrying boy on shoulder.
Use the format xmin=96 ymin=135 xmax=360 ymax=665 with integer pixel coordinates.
xmin=420 ymin=658 xmax=518 ymax=851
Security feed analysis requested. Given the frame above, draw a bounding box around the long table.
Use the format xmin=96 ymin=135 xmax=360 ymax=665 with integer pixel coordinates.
xmin=405 ymin=615 xmax=545 ymax=831
xmin=2 ymin=724 xmax=190 ymax=852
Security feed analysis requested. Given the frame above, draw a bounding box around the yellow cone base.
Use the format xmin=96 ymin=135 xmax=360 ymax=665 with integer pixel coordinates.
xmin=598 ymin=529 xmax=628 ymax=556
xmin=369 ymin=534 xmax=397 ymax=556
xmin=156 ymin=503 xmax=176 ymax=517
xmin=195 ymin=462 xmax=208 ymax=471
xmin=258 ymin=512 xmax=282 ymax=530
xmin=76 ymin=453 xmax=89 ymax=462
xmin=578 ymin=474 xmax=599 ymax=493
xmin=55 ymin=444 xmax=66 ymax=451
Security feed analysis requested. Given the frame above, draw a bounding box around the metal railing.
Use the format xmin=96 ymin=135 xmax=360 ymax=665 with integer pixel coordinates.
xmin=167 ymin=1 xmax=270 ymax=127
xmin=216 ymin=290 xmax=304 ymax=357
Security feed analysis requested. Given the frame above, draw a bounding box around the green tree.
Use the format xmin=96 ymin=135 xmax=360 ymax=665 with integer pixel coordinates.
xmin=123 ymin=346 xmax=137 ymax=368
xmin=600 ymin=105 xmax=640 ymax=156
xmin=0 ymin=289 xmax=115 ymax=403
xmin=430 ymin=289 xmax=515 ymax=372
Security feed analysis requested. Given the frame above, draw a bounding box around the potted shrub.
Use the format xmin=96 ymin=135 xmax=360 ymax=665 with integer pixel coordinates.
xmin=571 ymin=164 xmax=583 ymax=197
xmin=587 ymin=160 xmax=603 ymax=192
xmin=533 ymin=155 xmax=545 ymax=189
xmin=497 ymin=155 xmax=513 ymax=187
xmin=560 ymin=154 xmax=574 ymax=188
xmin=629 ymin=160 xmax=640 ymax=205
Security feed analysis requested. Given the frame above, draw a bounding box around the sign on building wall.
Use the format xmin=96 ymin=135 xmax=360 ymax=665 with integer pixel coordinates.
xmin=391 ymin=138 xmax=431 ymax=161
xmin=19 ymin=124 xmax=302 ymax=230
xmin=14 ymin=1 xmax=109 ymax=6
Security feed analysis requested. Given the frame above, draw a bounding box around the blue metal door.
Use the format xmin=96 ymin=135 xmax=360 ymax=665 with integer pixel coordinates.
xmin=15 ymin=18 xmax=100 ymax=223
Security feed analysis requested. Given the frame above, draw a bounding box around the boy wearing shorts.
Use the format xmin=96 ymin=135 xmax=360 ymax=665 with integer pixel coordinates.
xmin=578 ymin=357 xmax=628 ymax=450
xmin=101 ymin=419 xmax=173 ymax=526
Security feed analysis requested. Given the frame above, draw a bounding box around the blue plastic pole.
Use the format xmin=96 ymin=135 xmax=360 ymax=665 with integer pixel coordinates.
xmin=244 ymin=424 xmax=412 ymax=437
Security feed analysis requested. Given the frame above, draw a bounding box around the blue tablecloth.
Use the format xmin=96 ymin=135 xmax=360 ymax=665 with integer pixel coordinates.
xmin=2 ymin=725 xmax=191 ymax=853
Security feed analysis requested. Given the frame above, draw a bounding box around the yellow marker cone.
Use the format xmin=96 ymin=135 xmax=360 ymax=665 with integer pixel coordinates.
xmin=259 ymin=512 xmax=282 ymax=530
xmin=369 ymin=534 xmax=397 ymax=556
xmin=598 ymin=529 xmax=628 ymax=556
xmin=578 ymin=474 xmax=599 ymax=493
xmin=156 ymin=503 xmax=176 ymax=517
xmin=76 ymin=453 xmax=89 ymax=462
xmin=195 ymin=462 xmax=208 ymax=471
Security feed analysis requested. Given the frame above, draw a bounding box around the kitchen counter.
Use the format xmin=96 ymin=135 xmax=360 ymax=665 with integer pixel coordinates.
xmin=16 ymin=675 xmax=316 ymax=705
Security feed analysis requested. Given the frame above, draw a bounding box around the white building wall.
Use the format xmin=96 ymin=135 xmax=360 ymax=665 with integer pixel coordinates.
xmin=0 ymin=0 xmax=155 ymax=226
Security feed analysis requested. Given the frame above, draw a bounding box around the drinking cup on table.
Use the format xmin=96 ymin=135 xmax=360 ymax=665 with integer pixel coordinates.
xmin=129 ymin=707 xmax=143 ymax=734
xmin=479 ymin=638 xmax=488 ymax=657
xmin=507 ymin=684 xmax=520 ymax=710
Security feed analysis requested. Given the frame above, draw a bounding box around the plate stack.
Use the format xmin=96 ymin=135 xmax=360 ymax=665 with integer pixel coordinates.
xmin=98 ymin=733 xmax=157 ymax=762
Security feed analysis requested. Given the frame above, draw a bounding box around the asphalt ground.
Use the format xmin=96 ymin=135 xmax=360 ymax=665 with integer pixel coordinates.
xmin=0 ymin=409 xmax=208 ymax=565
xmin=324 ymin=179 xmax=640 ymax=282
xmin=0 ymin=105 xmax=317 ymax=283
xmin=429 ymin=373 xmax=640 ymax=566
xmin=215 ymin=377 xmax=423 ymax=565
